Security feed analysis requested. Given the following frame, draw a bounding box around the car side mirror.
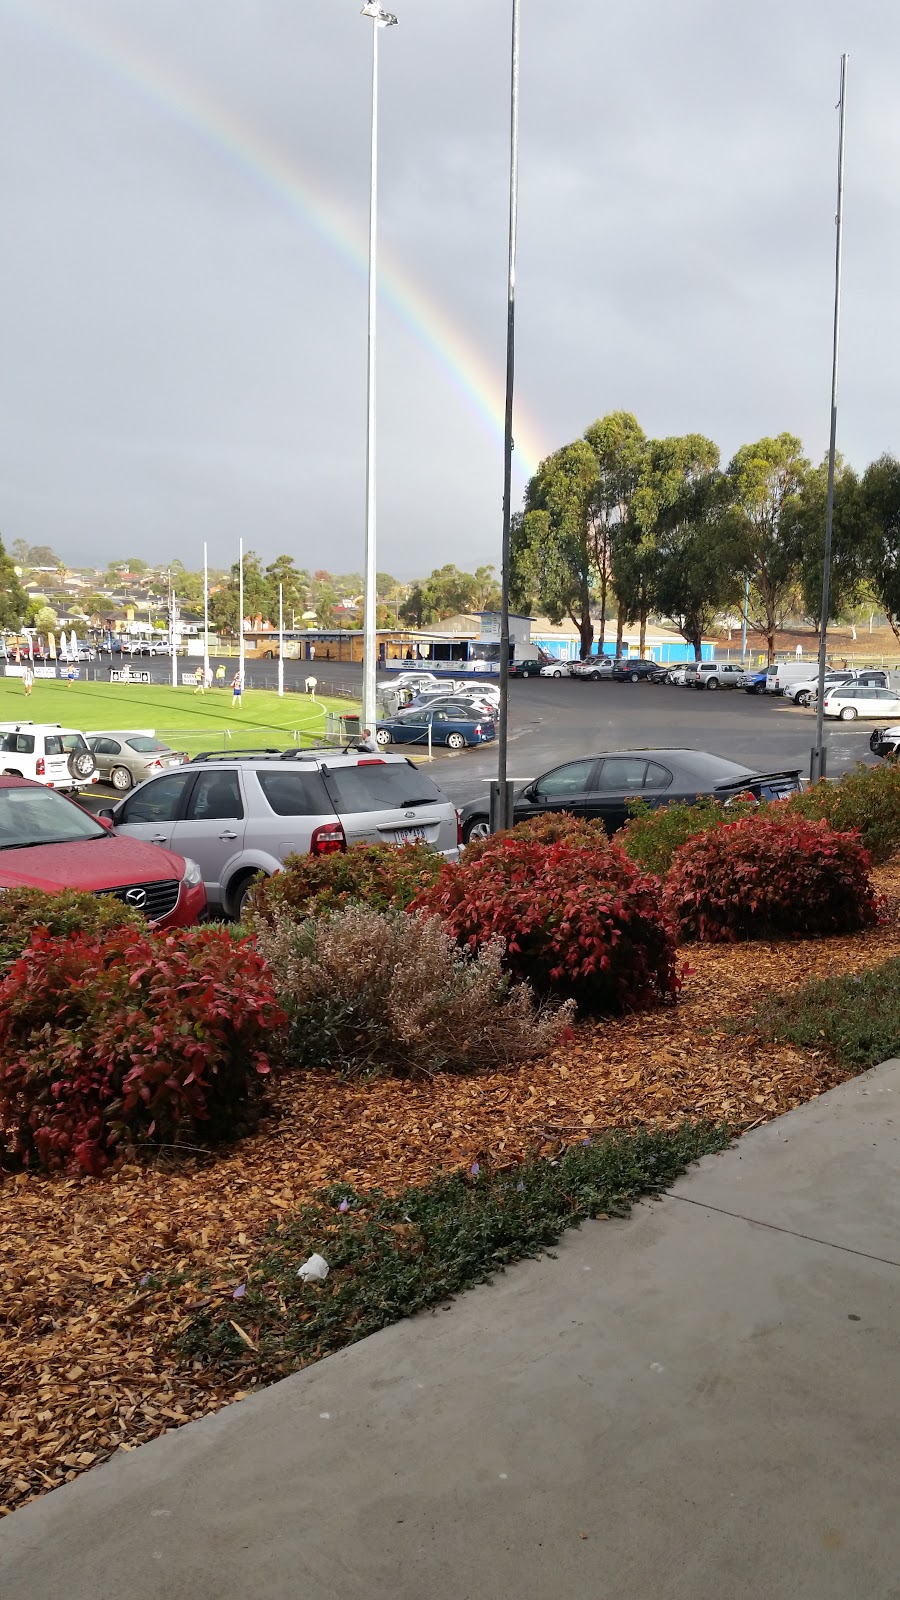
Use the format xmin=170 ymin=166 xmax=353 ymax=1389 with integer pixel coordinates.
xmin=97 ymin=810 xmax=116 ymax=827
xmin=522 ymin=784 xmax=536 ymax=802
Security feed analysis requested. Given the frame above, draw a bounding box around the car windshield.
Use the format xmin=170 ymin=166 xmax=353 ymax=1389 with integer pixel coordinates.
xmin=126 ymin=737 xmax=170 ymax=753
xmin=0 ymin=786 xmax=107 ymax=849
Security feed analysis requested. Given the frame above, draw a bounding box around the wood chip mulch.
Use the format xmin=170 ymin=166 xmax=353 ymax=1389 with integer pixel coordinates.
xmin=3 ymin=859 xmax=900 ymax=1516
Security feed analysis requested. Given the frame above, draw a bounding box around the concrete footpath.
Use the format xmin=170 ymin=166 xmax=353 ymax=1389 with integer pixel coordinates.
xmin=2 ymin=1064 xmax=899 ymax=1600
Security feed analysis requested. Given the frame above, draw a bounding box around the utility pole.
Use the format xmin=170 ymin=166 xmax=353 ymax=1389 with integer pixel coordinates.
xmin=811 ymin=53 xmax=849 ymax=784
xmin=491 ymin=0 xmax=521 ymax=834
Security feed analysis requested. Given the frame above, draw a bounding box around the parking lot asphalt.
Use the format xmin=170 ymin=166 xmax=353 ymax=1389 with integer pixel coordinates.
xmin=78 ymin=667 xmax=882 ymax=813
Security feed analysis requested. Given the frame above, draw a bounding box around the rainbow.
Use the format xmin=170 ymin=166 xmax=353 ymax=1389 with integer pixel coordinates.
xmin=6 ymin=0 xmax=550 ymax=482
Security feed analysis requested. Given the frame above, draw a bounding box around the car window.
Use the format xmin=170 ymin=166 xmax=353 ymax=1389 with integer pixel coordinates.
xmin=93 ymin=738 xmax=120 ymax=756
xmin=872 ymin=688 xmax=895 ymax=700
xmin=185 ymin=770 xmax=244 ymax=821
xmin=44 ymin=734 xmax=88 ymax=756
xmin=0 ymin=785 xmax=106 ymax=848
xmin=595 ymin=758 xmax=649 ymax=792
xmin=126 ymin=737 xmax=170 ymax=753
xmin=321 ymin=763 xmax=446 ymax=816
xmin=119 ymin=769 xmax=195 ymax=824
xmin=0 ymin=733 xmax=35 ymax=754
xmin=256 ymin=771 xmax=332 ymax=817
xmin=533 ymin=760 xmax=597 ymax=799
xmin=644 ymin=762 xmax=672 ymax=790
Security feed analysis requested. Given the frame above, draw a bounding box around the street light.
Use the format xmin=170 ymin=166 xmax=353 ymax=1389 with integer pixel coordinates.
xmin=360 ymin=2 xmax=398 ymax=733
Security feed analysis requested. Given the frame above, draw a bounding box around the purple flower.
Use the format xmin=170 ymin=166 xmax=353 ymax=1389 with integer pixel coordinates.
xmin=232 ymin=1284 xmax=246 ymax=1300
xmin=470 ymin=1162 xmax=480 ymax=1176
xmin=338 ymin=1199 xmax=350 ymax=1213
xmin=516 ymin=1181 xmax=525 ymax=1194
xmin=140 ymin=1273 xmax=151 ymax=1288
xmin=582 ymin=1138 xmax=592 ymax=1147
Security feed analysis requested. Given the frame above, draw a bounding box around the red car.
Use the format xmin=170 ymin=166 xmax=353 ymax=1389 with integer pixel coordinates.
xmin=0 ymin=776 xmax=207 ymax=928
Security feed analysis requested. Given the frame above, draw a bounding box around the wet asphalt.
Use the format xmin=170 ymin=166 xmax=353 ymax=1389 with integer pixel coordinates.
xmin=79 ymin=659 xmax=881 ymax=812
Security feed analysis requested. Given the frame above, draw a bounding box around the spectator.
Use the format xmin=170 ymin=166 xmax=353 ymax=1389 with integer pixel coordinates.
xmin=357 ymin=727 xmax=377 ymax=752
xmin=215 ymin=664 xmax=226 ymax=685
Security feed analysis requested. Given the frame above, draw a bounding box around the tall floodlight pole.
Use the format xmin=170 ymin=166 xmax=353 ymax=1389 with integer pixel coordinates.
xmin=740 ymin=574 xmax=749 ymax=661
xmin=203 ymin=541 xmax=210 ymax=682
xmin=169 ymin=572 xmax=178 ymax=689
xmin=360 ymin=3 xmax=397 ymax=732
xmin=492 ymin=0 xmax=521 ymax=833
xmin=811 ymin=53 xmax=849 ymax=784
xmin=238 ymin=536 xmax=245 ymax=683
xmin=278 ymin=583 xmax=285 ymax=697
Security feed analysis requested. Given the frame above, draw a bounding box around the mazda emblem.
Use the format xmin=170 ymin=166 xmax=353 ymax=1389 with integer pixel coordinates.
xmin=125 ymin=887 xmax=148 ymax=909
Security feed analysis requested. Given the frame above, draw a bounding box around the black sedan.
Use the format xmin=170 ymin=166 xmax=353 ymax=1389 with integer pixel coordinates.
xmin=458 ymin=748 xmax=803 ymax=844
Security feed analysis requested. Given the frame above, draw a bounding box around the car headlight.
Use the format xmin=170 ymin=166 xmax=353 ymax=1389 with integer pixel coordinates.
xmin=181 ymin=857 xmax=203 ymax=886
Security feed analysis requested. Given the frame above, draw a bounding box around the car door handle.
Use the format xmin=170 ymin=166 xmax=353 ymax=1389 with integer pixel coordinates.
xmin=218 ymin=830 xmax=238 ymax=841
xmin=150 ymin=834 xmax=168 ymax=845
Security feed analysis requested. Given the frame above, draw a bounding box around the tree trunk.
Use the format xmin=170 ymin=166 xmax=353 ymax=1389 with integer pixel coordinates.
xmin=615 ymin=610 xmax=624 ymax=656
xmin=579 ymin=577 xmax=594 ymax=658
xmin=639 ymin=607 xmax=647 ymax=658
xmin=767 ymin=627 xmax=776 ymax=664
xmin=598 ymin=570 xmax=607 ymax=652
xmin=884 ymin=607 xmax=900 ymax=647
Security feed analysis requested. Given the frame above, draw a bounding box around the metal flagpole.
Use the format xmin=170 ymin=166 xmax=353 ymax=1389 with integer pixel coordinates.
xmin=360 ymin=4 xmax=398 ymax=735
xmin=203 ymin=541 xmax=210 ymax=682
xmin=238 ymin=536 xmax=245 ymax=686
xmin=492 ymin=0 xmax=521 ymax=835
xmin=811 ymin=53 xmax=849 ymax=784
xmin=278 ymin=584 xmax=285 ymax=698
xmin=169 ymin=573 xmax=178 ymax=689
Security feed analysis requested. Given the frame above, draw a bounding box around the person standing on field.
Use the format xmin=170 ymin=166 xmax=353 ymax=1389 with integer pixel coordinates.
xmin=193 ymin=665 xmax=206 ymax=695
xmin=23 ymin=663 xmax=33 ymax=697
xmin=231 ymin=670 xmax=244 ymax=709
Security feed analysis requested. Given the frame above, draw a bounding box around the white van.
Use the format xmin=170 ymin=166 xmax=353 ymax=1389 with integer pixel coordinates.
xmin=765 ymin=662 xmax=817 ymax=695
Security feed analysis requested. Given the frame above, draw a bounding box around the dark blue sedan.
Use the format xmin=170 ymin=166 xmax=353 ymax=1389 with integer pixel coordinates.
xmin=375 ymin=702 xmax=496 ymax=750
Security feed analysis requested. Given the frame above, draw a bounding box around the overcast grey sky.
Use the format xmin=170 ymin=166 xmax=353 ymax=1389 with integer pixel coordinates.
xmin=0 ymin=0 xmax=897 ymax=577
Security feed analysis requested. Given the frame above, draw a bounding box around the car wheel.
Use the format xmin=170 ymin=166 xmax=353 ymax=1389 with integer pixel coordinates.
xmin=839 ymin=706 xmax=857 ymax=720
xmin=234 ymin=871 xmax=266 ymax=920
xmin=705 ymin=677 xmax=719 ymax=690
xmin=589 ymin=671 xmax=601 ymax=680
xmin=795 ymin=691 xmax=809 ymax=707
xmin=446 ymin=732 xmax=466 ymax=750
xmin=375 ymin=728 xmax=392 ymax=747
xmin=553 ymin=669 xmax=562 ymax=678
xmin=629 ymin=671 xmax=640 ymax=682
xmin=463 ymin=817 xmax=492 ymax=845
xmin=111 ymin=766 xmax=133 ymax=792
xmin=68 ymin=749 xmax=96 ymax=781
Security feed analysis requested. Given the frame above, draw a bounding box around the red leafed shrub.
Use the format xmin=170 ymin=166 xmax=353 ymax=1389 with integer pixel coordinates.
xmin=412 ymin=836 xmax=677 ymax=1015
xmin=0 ymin=925 xmax=284 ymax=1176
xmin=506 ymin=811 xmax=611 ymax=848
xmin=664 ymin=812 xmax=878 ymax=943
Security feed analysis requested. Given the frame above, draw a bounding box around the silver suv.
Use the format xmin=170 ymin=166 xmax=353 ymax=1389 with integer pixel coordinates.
xmin=105 ymin=749 xmax=461 ymax=918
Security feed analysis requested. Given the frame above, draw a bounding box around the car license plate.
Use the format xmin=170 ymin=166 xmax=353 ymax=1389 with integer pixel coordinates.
xmin=393 ymin=827 xmax=427 ymax=844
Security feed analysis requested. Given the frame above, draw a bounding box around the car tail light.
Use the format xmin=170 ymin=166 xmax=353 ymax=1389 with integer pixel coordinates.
xmin=474 ymin=724 xmax=482 ymax=735
xmin=357 ymin=759 xmax=384 ymax=766
xmin=310 ymin=821 xmax=346 ymax=856
xmin=36 ymin=757 xmax=45 ymax=776
xmin=456 ymin=809 xmax=463 ymax=847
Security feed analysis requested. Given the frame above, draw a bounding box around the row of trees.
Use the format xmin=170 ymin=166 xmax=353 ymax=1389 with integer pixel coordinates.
xmin=511 ymin=412 xmax=900 ymax=661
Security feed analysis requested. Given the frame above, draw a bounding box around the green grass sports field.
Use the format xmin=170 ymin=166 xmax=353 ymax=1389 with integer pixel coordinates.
xmin=0 ymin=677 xmax=358 ymax=760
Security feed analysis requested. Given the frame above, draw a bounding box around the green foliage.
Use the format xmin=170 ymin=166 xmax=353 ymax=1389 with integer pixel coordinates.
xmin=741 ymin=959 xmax=900 ymax=1071
xmin=398 ymin=564 xmax=501 ymax=627
xmin=513 ymin=441 xmax=600 ymax=656
xmin=620 ymin=795 xmax=755 ymax=877
xmin=785 ymin=763 xmax=900 ymax=864
xmin=726 ymin=433 xmax=810 ymax=659
xmin=177 ymin=1122 xmax=732 ymax=1379
xmin=0 ymin=888 xmax=143 ymax=969
xmin=256 ymin=904 xmax=571 ymax=1079
xmin=614 ymin=433 xmax=721 ymax=649
xmin=664 ymin=813 xmax=877 ymax=943
xmin=0 ymin=536 xmax=28 ymax=629
xmin=245 ymin=842 xmax=443 ymax=929
xmin=859 ymin=454 xmax=900 ymax=646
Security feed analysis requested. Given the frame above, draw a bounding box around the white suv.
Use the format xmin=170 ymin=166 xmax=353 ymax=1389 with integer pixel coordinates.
xmin=0 ymin=722 xmax=98 ymax=792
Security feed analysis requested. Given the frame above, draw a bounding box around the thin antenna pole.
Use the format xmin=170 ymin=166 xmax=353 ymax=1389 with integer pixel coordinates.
xmin=811 ymin=53 xmax=849 ymax=783
xmin=278 ymin=583 xmax=284 ymax=698
xmin=238 ymin=536 xmax=245 ymax=683
xmin=203 ymin=541 xmax=210 ymax=682
xmin=495 ymin=0 xmax=520 ymax=832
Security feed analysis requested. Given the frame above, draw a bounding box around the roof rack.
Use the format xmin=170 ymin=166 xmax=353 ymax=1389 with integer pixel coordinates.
xmin=189 ymin=746 xmax=340 ymax=765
